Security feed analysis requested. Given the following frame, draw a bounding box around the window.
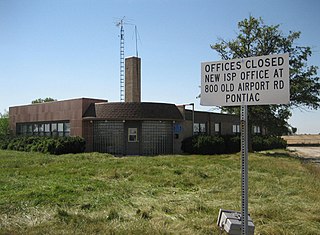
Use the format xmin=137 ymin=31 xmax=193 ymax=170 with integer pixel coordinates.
xmin=27 ymin=124 xmax=33 ymax=135
xmin=44 ymin=124 xmax=51 ymax=136
xmin=16 ymin=121 xmax=70 ymax=137
xmin=194 ymin=123 xmax=206 ymax=135
xmin=33 ymin=124 xmax=39 ymax=135
xmin=193 ymin=123 xmax=200 ymax=134
xmin=21 ymin=125 xmax=27 ymax=135
xmin=253 ymin=126 xmax=261 ymax=134
xmin=142 ymin=121 xmax=173 ymax=155
xmin=64 ymin=123 xmax=70 ymax=136
xmin=58 ymin=123 xmax=64 ymax=136
xmin=93 ymin=121 xmax=124 ymax=154
xmin=51 ymin=123 xmax=58 ymax=136
xmin=233 ymin=124 xmax=240 ymax=134
xmin=128 ymin=128 xmax=138 ymax=142
xmin=214 ymin=123 xmax=220 ymax=134
xmin=38 ymin=124 xmax=44 ymax=136
xmin=200 ymin=123 xmax=206 ymax=133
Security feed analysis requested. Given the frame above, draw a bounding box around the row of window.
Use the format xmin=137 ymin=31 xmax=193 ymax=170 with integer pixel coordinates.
xmin=232 ymin=125 xmax=261 ymax=134
xmin=193 ymin=122 xmax=221 ymax=135
xmin=16 ymin=121 xmax=261 ymax=139
xmin=16 ymin=122 xmax=71 ymax=137
xmin=193 ymin=123 xmax=261 ymax=135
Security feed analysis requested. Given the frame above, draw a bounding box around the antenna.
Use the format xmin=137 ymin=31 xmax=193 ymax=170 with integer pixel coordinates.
xmin=115 ymin=17 xmax=139 ymax=101
xmin=116 ymin=17 xmax=125 ymax=102
xmin=135 ymin=25 xmax=138 ymax=57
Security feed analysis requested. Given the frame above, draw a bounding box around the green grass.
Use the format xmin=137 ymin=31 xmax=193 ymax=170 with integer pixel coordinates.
xmin=0 ymin=150 xmax=320 ymax=234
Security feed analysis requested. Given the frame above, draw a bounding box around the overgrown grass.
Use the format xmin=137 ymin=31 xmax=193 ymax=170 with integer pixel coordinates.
xmin=0 ymin=150 xmax=319 ymax=234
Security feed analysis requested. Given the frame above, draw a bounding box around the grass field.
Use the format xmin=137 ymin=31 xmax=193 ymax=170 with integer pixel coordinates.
xmin=0 ymin=150 xmax=320 ymax=235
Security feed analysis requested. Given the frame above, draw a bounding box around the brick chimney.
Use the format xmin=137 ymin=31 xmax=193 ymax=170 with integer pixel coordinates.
xmin=125 ymin=57 xmax=141 ymax=102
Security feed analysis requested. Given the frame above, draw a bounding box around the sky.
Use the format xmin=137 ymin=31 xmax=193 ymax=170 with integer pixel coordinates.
xmin=0 ymin=0 xmax=319 ymax=134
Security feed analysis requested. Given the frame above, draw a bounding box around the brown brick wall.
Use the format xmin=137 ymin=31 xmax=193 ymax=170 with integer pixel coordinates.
xmin=9 ymin=98 xmax=107 ymax=151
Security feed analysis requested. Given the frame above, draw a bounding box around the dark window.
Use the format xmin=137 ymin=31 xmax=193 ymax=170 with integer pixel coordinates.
xmin=16 ymin=121 xmax=70 ymax=137
xmin=27 ymin=124 xmax=32 ymax=135
xmin=64 ymin=123 xmax=70 ymax=137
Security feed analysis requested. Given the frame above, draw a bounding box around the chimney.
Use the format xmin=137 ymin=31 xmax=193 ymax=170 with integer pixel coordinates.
xmin=125 ymin=57 xmax=141 ymax=102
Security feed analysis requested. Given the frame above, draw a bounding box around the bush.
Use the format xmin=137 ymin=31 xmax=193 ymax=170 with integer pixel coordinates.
xmin=0 ymin=136 xmax=12 ymax=150
xmin=195 ymin=135 xmax=225 ymax=154
xmin=181 ymin=135 xmax=225 ymax=155
xmin=181 ymin=136 xmax=195 ymax=154
xmin=181 ymin=134 xmax=286 ymax=154
xmin=0 ymin=136 xmax=86 ymax=155
xmin=252 ymin=135 xmax=287 ymax=151
xmin=223 ymin=135 xmax=241 ymax=153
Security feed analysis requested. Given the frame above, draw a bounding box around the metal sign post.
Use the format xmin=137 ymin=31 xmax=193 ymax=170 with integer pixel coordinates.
xmin=240 ymin=105 xmax=248 ymax=234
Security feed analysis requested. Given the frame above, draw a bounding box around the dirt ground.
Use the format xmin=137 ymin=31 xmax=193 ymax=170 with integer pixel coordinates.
xmin=287 ymin=146 xmax=320 ymax=164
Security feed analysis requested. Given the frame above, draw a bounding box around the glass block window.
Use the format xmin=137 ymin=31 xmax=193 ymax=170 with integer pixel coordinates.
xmin=93 ymin=121 xmax=124 ymax=155
xmin=141 ymin=121 xmax=173 ymax=155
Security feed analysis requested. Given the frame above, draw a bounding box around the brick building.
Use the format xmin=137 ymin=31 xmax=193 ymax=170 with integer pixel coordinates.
xmin=9 ymin=57 xmax=240 ymax=155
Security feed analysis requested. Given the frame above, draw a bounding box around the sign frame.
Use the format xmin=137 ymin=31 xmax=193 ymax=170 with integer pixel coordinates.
xmin=200 ymin=53 xmax=290 ymax=106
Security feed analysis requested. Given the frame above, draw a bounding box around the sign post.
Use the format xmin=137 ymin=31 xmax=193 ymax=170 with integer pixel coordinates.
xmin=200 ymin=53 xmax=289 ymax=234
xmin=240 ymin=105 xmax=248 ymax=235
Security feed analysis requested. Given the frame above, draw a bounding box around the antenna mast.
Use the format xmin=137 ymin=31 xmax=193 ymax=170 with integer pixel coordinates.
xmin=115 ymin=17 xmax=139 ymax=101
xmin=116 ymin=18 xmax=125 ymax=102
xmin=135 ymin=25 xmax=138 ymax=57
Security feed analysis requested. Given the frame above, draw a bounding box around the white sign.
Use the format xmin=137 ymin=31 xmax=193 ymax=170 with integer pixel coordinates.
xmin=200 ymin=53 xmax=290 ymax=106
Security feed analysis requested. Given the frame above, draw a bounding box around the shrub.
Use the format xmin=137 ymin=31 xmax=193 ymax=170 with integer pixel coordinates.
xmin=0 ymin=137 xmax=11 ymax=150
xmin=181 ymin=134 xmax=286 ymax=154
xmin=252 ymin=135 xmax=287 ymax=151
xmin=195 ymin=135 xmax=225 ymax=154
xmin=223 ymin=135 xmax=241 ymax=153
xmin=181 ymin=136 xmax=195 ymax=154
xmin=181 ymin=135 xmax=225 ymax=154
xmin=0 ymin=136 xmax=86 ymax=155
